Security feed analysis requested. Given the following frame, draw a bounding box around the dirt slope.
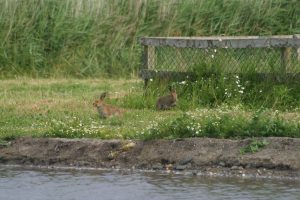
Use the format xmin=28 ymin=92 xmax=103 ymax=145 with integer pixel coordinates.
xmin=0 ymin=137 xmax=299 ymax=179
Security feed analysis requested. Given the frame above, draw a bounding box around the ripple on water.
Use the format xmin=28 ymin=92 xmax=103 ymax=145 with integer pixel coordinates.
xmin=0 ymin=167 xmax=299 ymax=200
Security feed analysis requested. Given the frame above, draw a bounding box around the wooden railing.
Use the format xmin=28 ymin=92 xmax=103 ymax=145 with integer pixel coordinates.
xmin=139 ymin=35 xmax=300 ymax=85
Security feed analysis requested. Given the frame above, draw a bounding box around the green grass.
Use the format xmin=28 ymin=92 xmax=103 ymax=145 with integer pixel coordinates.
xmin=0 ymin=78 xmax=179 ymax=139
xmin=240 ymin=139 xmax=269 ymax=154
xmin=1 ymin=78 xmax=300 ymax=140
xmin=1 ymin=1 xmax=299 ymax=140
xmin=0 ymin=0 xmax=299 ymax=78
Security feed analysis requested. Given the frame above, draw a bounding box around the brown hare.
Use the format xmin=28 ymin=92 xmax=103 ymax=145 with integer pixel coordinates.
xmin=156 ymin=87 xmax=177 ymax=110
xmin=93 ymin=92 xmax=124 ymax=118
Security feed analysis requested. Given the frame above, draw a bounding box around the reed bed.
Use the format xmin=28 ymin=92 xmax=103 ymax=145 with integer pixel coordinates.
xmin=0 ymin=0 xmax=298 ymax=77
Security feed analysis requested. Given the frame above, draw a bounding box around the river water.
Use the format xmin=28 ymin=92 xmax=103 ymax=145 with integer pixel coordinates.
xmin=0 ymin=167 xmax=299 ymax=200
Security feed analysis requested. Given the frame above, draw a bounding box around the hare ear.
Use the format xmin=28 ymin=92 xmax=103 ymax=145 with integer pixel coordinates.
xmin=100 ymin=92 xmax=107 ymax=100
xmin=168 ymin=85 xmax=176 ymax=93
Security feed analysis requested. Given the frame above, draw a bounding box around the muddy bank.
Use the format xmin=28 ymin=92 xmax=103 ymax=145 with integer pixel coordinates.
xmin=0 ymin=137 xmax=299 ymax=179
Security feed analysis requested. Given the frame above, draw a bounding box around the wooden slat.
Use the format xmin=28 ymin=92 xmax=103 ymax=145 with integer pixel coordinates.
xmin=140 ymin=35 xmax=300 ymax=49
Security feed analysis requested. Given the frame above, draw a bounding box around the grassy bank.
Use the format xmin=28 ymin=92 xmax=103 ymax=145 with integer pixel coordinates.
xmin=1 ymin=78 xmax=300 ymax=140
xmin=0 ymin=0 xmax=299 ymax=77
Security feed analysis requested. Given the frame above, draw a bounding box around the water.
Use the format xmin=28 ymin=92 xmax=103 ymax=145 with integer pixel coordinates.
xmin=0 ymin=167 xmax=299 ymax=200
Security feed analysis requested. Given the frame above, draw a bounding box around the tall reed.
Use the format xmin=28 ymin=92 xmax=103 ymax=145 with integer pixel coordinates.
xmin=0 ymin=0 xmax=298 ymax=77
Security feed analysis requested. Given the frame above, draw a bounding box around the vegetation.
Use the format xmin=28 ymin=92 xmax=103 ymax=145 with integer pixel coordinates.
xmin=0 ymin=0 xmax=299 ymax=77
xmin=1 ymin=78 xmax=300 ymax=140
xmin=146 ymin=75 xmax=300 ymax=110
xmin=0 ymin=1 xmax=299 ymax=140
xmin=240 ymin=139 xmax=269 ymax=154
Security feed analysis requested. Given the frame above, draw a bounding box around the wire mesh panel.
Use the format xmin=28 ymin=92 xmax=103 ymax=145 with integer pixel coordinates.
xmin=154 ymin=47 xmax=300 ymax=73
xmin=139 ymin=35 xmax=300 ymax=84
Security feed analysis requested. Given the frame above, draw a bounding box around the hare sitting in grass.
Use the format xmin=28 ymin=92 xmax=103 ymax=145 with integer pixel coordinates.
xmin=156 ymin=87 xmax=177 ymax=110
xmin=93 ymin=92 xmax=124 ymax=118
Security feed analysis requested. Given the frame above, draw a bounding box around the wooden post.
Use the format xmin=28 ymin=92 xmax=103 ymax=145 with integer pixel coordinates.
xmin=142 ymin=45 xmax=155 ymax=87
xmin=294 ymin=34 xmax=300 ymax=61
xmin=281 ymin=47 xmax=291 ymax=73
xmin=146 ymin=45 xmax=155 ymax=70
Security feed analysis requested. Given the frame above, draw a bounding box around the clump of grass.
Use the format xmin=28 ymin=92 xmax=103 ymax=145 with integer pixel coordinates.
xmin=44 ymin=116 xmax=123 ymax=139
xmin=0 ymin=139 xmax=9 ymax=147
xmin=240 ymin=139 xmax=269 ymax=154
xmin=135 ymin=109 xmax=300 ymax=140
xmin=145 ymin=72 xmax=300 ymax=111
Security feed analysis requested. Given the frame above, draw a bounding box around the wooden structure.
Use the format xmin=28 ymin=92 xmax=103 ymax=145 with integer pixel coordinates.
xmin=139 ymin=35 xmax=300 ymax=85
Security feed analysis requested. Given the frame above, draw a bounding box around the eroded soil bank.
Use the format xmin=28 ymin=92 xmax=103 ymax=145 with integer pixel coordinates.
xmin=0 ymin=137 xmax=299 ymax=179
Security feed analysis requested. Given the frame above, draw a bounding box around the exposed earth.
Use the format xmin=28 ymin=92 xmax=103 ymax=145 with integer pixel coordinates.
xmin=0 ymin=137 xmax=299 ymax=179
